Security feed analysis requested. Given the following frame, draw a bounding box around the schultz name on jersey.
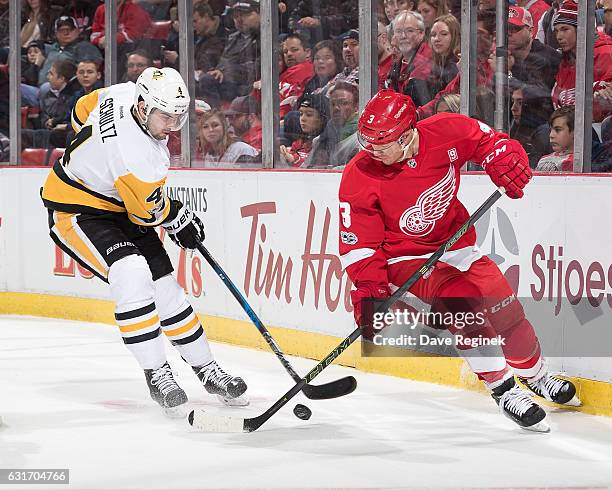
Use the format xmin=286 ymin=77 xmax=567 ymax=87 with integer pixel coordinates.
xmin=41 ymin=82 xmax=172 ymax=227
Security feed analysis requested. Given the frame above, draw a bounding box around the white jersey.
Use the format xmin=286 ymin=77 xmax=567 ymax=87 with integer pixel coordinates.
xmin=42 ymin=82 xmax=172 ymax=226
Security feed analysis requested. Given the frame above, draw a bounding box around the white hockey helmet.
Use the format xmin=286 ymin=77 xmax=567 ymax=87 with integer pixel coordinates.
xmin=134 ymin=67 xmax=190 ymax=131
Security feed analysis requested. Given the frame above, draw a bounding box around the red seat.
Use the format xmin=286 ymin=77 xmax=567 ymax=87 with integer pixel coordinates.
xmin=146 ymin=20 xmax=172 ymax=40
xmin=21 ymin=148 xmax=48 ymax=166
xmin=48 ymin=147 xmax=65 ymax=166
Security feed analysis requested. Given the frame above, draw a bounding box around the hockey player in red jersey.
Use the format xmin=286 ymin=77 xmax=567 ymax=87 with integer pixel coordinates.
xmin=338 ymin=89 xmax=579 ymax=432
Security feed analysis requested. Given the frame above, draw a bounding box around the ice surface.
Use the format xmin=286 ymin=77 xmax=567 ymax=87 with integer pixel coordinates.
xmin=1 ymin=315 xmax=612 ymax=489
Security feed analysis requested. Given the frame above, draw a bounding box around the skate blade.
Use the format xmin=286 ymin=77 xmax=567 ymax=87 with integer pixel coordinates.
xmin=521 ymin=419 xmax=551 ymax=433
xmin=164 ymin=404 xmax=189 ymax=419
xmin=218 ymin=394 xmax=250 ymax=407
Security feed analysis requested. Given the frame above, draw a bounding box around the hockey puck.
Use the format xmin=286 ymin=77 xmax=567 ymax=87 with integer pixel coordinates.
xmin=293 ymin=403 xmax=312 ymax=421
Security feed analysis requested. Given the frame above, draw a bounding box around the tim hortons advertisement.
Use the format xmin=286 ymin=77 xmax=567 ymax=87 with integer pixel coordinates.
xmin=1 ymin=168 xmax=612 ymax=381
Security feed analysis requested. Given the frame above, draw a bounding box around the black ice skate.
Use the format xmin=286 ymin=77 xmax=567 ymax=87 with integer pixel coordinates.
xmin=491 ymin=377 xmax=549 ymax=432
xmin=144 ymin=362 xmax=188 ymax=417
xmin=193 ymin=360 xmax=248 ymax=406
xmin=520 ymin=372 xmax=581 ymax=407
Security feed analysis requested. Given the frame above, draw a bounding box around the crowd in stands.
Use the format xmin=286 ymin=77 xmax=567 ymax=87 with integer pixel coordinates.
xmin=0 ymin=0 xmax=610 ymax=170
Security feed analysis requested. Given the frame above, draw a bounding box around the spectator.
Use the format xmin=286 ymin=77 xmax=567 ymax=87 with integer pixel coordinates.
xmin=304 ymin=39 xmax=343 ymax=97
xmin=309 ymin=81 xmax=359 ymax=167
xmin=197 ymin=0 xmax=261 ymax=107
xmin=383 ymin=0 xmax=416 ymax=24
xmin=90 ymin=0 xmax=152 ymax=55
xmin=536 ymin=106 xmax=575 ymax=171
xmin=417 ymin=9 xmax=496 ymax=120
xmin=507 ymin=5 xmax=560 ymax=162
xmin=162 ymin=3 xmax=226 ymax=75
xmin=22 ymin=40 xmax=46 ymax=87
xmin=38 ymin=16 xmax=102 ymax=86
xmin=387 ymin=10 xmax=432 ymax=102
xmin=279 ymin=92 xmax=329 ymax=167
xmin=551 ymin=0 xmax=612 ymax=122
xmin=124 ymin=49 xmax=153 ymax=83
xmin=416 ymin=0 xmax=450 ymax=34
xmin=65 ymin=58 xmax=102 ymax=142
xmin=516 ymin=0 xmax=550 ymax=38
xmin=225 ymin=95 xmax=262 ymax=152
xmin=324 ymin=29 xmax=359 ymax=92
xmin=426 ymin=14 xmax=460 ymax=103
xmin=276 ymin=33 xmax=314 ymax=117
xmin=193 ymin=3 xmax=227 ymax=75
xmin=283 ymin=39 xmax=341 ymax=144
xmin=509 ymin=6 xmax=560 ymax=95
xmin=195 ymin=108 xmax=258 ymax=166
xmin=377 ymin=20 xmax=394 ymax=91
xmin=22 ymin=59 xmax=79 ymax=149
xmin=21 ymin=0 xmax=56 ymax=47
xmin=288 ymin=0 xmax=358 ymax=45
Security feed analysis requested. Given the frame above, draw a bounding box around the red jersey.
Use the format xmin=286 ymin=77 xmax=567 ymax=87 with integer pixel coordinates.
xmin=338 ymin=113 xmax=507 ymax=291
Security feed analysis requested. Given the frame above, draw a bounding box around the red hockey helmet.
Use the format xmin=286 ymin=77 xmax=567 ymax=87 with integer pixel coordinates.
xmin=357 ymin=90 xmax=417 ymax=151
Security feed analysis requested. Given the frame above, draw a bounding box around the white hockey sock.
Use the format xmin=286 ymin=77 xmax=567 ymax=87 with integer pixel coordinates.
xmin=109 ymin=255 xmax=166 ymax=369
xmin=154 ymin=274 xmax=213 ymax=367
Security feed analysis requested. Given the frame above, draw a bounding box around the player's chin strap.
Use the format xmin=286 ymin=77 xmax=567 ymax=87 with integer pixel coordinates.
xmin=399 ymin=128 xmax=417 ymax=162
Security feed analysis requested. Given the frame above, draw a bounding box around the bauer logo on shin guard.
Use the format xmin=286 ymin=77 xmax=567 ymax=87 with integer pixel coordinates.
xmin=106 ymin=241 xmax=134 ymax=255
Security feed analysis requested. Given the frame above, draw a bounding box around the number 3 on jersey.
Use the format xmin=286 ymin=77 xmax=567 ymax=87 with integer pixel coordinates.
xmin=339 ymin=202 xmax=351 ymax=227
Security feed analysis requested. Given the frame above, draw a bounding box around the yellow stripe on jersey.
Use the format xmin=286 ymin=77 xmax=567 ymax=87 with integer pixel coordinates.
xmin=42 ymin=165 xmax=126 ymax=214
xmin=53 ymin=212 xmax=107 ymax=276
xmin=114 ymin=173 xmax=171 ymax=226
xmin=71 ymin=89 xmax=105 ymax=132
xmin=119 ymin=315 xmax=161 ymax=333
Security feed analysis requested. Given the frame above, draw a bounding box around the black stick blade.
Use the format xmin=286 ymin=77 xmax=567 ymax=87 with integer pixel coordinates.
xmin=302 ymin=376 xmax=357 ymax=400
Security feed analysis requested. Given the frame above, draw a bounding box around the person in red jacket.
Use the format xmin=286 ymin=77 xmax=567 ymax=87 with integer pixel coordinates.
xmin=90 ymin=0 xmax=151 ymax=54
xmin=551 ymin=0 xmax=612 ymax=123
xmin=338 ymin=89 xmax=580 ymax=432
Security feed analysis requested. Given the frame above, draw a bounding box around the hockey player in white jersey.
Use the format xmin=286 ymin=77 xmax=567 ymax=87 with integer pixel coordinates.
xmin=41 ymin=67 xmax=247 ymax=415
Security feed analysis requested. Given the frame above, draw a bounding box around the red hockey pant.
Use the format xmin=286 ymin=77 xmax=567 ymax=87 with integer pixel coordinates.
xmin=388 ymin=256 xmax=542 ymax=386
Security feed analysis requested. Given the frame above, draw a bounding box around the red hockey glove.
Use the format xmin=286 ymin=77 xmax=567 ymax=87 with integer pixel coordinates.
xmin=351 ymin=284 xmax=390 ymax=336
xmin=481 ymin=139 xmax=532 ymax=199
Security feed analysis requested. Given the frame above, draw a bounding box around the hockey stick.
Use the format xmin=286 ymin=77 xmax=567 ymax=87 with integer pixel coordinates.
xmin=195 ymin=242 xmax=357 ymax=400
xmin=189 ymin=188 xmax=505 ymax=432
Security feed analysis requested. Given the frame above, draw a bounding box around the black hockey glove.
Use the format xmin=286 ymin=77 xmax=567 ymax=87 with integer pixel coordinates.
xmin=162 ymin=199 xmax=205 ymax=250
